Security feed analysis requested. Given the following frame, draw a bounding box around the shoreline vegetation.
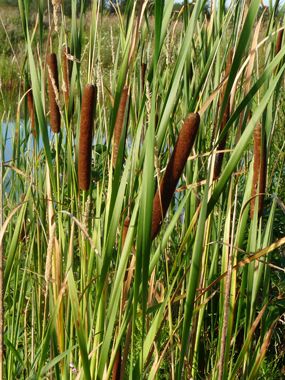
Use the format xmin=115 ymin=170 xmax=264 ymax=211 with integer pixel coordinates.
xmin=1 ymin=1 xmax=285 ymax=379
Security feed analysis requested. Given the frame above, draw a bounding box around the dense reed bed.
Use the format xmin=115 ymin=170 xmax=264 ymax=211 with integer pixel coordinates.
xmin=1 ymin=1 xmax=285 ymax=379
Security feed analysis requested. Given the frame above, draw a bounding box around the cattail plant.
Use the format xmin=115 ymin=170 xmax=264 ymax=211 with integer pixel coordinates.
xmin=78 ymin=84 xmax=97 ymax=191
xmin=47 ymin=53 xmax=61 ymax=133
xmin=27 ymin=88 xmax=36 ymax=137
xmin=112 ymin=87 xmax=129 ymax=168
xmin=275 ymin=29 xmax=284 ymax=55
xmin=250 ymin=123 xmax=266 ymax=219
xmin=213 ymin=49 xmax=233 ymax=179
xmin=151 ymin=113 xmax=200 ymax=240
xmin=62 ymin=46 xmax=71 ymax=108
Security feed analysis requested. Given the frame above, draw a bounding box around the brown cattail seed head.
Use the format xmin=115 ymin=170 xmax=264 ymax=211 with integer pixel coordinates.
xmin=78 ymin=84 xmax=97 ymax=191
xmin=151 ymin=113 xmax=200 ymax=240
xmin=27 ymin=88 xmax=36 ymax=138
xmin=47 ymin=53 xmax=61 ymax=133
xmin=62 ymin=46 xmax=71 ymax=108
xmin=112 ymin=87 xmax=129 ymax=168
xmin=250 ymin=123 xmax=266 ymax=219
xmin=275 ymin=29 xmax=284 ymax=55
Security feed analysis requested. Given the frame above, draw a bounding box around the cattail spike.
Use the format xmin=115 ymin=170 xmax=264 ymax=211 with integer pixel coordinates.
xmin=275 ymin=29 xmax=284 ymax=55
xmin=78 ymin=84 xmax=97 ymax=191
xmin=47 ymin=53 xmax=61 ymax=133
xmin=27 ymin=88 xmax=36 ymax=138
xmin=112 ymin=87 xmax=129 ymax=168
xmin=151 ymin=113 xmax=200 ymax=240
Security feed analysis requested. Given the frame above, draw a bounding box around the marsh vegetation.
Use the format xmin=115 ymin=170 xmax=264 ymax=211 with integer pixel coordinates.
xmin=1 ymin=0 xmax=285 ymax=379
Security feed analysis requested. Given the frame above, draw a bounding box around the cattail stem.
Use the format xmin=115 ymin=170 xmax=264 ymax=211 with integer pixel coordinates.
xmin=112 ymin=87 xmax=129 ymax=168
xmin=27 ymin=88 xmax=36 ymax=138
xmin=214 ymin=49 xmax=233 ymax=179
xmin=47 ymin=53 xmax=61 ymax=133
xmin=141 ymin=62 xmax=147 ymax=90
xmin=62 ymin=46 xmax=71 ymax=108
xmin=250 ymin=123 xmax=266 ymax=219
xmin=151 ymin=113 xmax=200 ymax=240
xmin=78 ymin=84 xmax=97 ymax=191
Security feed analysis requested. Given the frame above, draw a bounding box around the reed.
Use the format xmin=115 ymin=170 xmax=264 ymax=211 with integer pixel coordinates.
xmin=213 ymin=49 xmax=233 ymax=179
xmin=151 ymin=113 xmax=200 ymax=240
xmin=47 ymin=53 xmax=61 ymax=133
xmin=250 ymin=123 xmax=266 ymax=219
xmin=141 ymin=62 xmax=147 ymax=89
xmin=78 ymin=84 xmax=97 ymax=191
xmin=112 ymin=86 xmax=129 ymax=167
xmin=62 ymin=46 xmax=71 ymax=108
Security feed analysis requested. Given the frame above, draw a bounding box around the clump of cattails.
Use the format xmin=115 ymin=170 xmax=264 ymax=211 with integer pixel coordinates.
xmin=250 ymin=123 xmax=266 ymax=219
xmin=27 ymin=88 xmax=36 ymax=138
xmin=62 ymin=46 xmax=71 ymax=108
xmin=151 ymin=113 xmax=200 ymax=240
xmin=112 ymin=86 xmax=129 ymax=168
xmin=47 ymin=53 xmax=61 ymax=133
xmin=78 ymin=84 xmax=97 ymax=191
xmin=275 ymin=29 xmax=284 ymax=55
xmin=213 ymin=49 xmax=233 ymax=179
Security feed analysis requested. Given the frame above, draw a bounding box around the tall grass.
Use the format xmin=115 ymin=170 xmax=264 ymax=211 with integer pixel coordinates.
xmin=1 ymin=0 xmax=285 ymax=379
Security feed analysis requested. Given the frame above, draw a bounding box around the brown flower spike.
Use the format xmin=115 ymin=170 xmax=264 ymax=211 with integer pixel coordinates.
xmin=112 ymin=87 xmax=129 ymax=168
xmin=27 ymin=88 xmax=36 ymax=138
xmin=47 ymin=53 xmax=61 ymax=133
xmin=151 ymin=113 xmax=200 ymax=240
xmin=275 ymin=29 xmax=284 ymax=55
xmin=78 ymin=84 xmax=97 ymax=191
